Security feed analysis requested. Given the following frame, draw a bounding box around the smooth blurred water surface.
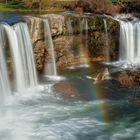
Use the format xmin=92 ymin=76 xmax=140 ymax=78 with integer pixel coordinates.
xmin=0 ymin=12 xmax=24 ymax=24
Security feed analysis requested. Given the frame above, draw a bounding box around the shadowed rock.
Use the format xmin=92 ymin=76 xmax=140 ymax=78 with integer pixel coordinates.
xmin=53 ymin=81 xmax=80 ymax=98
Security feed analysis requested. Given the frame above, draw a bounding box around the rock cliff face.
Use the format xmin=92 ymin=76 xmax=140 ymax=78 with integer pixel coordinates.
xmin=87 ymin=16 xmax=120 ymax=61
xmin=47 ymin=14 xmax=66 ymax=37
xmin=26 ymin=16 xmax=47 ymax=72
xmin=26 ymin=14 xmax=119 ymax=72
xmin=54 ymin=36 xmax=75 ymax=68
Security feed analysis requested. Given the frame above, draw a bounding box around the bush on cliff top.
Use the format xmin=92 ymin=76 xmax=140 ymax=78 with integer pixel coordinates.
xmin=6 ymin=0 xmax=27 ymax=9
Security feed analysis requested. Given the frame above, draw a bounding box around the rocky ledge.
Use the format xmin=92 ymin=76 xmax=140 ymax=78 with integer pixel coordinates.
xmin=117 ymin=69 xmax=140 ymax=87
xmin=26 ymin=13 xmax=120 ymax=72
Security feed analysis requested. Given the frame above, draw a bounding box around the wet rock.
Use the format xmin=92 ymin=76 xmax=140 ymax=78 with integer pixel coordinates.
xmin=117 ymin=71 xmax=134 ymax=87
xmin=53 ymin=35 xmax=82 ymax=69
xmin=88 ymin=16 xmax=119 ymax=61
xmin=7 ymin=57 xmax=14 ymax=79
xmin=132 ymin=69 xmax=140 ymax=84
xmin=33 ymin=40 xmax=47 ymax=72
xmin=53 ymin=81 xmax=80 ymax=98
xmin=116 ymin=69 xmax=140 ymax=87
xmin=26 ymin=14 xmax=120 ymax=71
xmin=91 ymin=68 xmax=110 ymax=84
xmin=26 ymin=16 xmax=47 ymax=71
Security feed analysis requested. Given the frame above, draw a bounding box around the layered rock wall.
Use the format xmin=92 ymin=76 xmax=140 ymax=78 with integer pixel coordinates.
xmin=87 ymin=16 xmax=119 ymax=61
xmin=26 ymin=16 xmax=47 ymax=71
xmin=26 ymin=14 xmax=119 ymax=72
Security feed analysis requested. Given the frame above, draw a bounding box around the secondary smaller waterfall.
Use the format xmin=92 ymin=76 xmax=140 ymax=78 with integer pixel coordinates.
xmin=43 ymin=18 xmax=57 ymax=76
xmin=84 ymin=18 xmax=88 ymax=36
xmin=0 ymin=25 xmax=11 ymax=101
xmin=103 ymin=19 xmax=110 ymax=62
xmin=83 ymin=18 xmax=88 ymax=48
xmin=78 ymin=17 xmax=89 ymax=67
xmin=119 ymin=19 xmax=140 ymax=64
xmin=66 ymin=17 xmax=73 ymax=36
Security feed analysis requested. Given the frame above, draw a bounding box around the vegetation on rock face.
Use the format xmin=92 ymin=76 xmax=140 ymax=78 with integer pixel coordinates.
xmin=118 ymin=0 xmax=140 ymax=14
xmin=87 ymin=16 xmax=119 ymax=60
xmin=83 ymin=0 xmax=140 ymax=15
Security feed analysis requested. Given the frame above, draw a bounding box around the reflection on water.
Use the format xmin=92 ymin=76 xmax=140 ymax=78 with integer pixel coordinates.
xmin=0 ymin=12 xmax=24 ymax=24
xmin=0 ymin=62 xmax=140 ymax=140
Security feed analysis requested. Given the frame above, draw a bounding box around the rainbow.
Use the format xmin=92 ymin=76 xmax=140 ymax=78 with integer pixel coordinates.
xmin=94 ymin=85 xmax=110 ymax=123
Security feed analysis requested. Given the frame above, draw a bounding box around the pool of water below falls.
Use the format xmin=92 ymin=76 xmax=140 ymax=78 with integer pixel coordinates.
xmin=0 ymin=63 xmax=140 ymax=140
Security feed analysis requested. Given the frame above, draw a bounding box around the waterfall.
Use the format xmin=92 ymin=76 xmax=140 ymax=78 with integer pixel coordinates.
xmin=119 ymin=19 xmax=140 ymax=64
xmin=85 ymin=18 xmax=88 ymax=36
xmin=13 ymin=22 xmax=38 ymax=89
xmin=0 ymin=25 xmax=11 ymax=102
xmin=3 ymin=22 xmax=38 ymax=92
xmin=43 ymin=18 xmax=57 ymax=76
xmin=79 ymin=17 xmax=83 ymax=34
xmin=66 ymin=17 xmax=73 ymax=35
xmin=78 ymin=17 xmax=89 ymax=67
xmin=66 ymin=17 xmax=74 ymax=49
xmin=83 ymin=18 xmax=88 ymax=48
xmin=103 ymin=19 xmax=110 ymax=62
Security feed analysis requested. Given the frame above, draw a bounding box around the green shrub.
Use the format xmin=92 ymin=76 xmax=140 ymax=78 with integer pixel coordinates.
xmin=111 ymin=0 xmax=118 ymax=3
xmin=6 ymin=0 xmax=27 ymax=9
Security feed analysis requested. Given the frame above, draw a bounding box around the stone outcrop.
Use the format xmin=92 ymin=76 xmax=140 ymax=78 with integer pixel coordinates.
xmin=87 ymin=16 xmax=120 ymax=61
xmin=26 ymin=16 xmax=44 ymax=44
xmin=54 ymin=36 xmax=75 ymax=69
xmin=54 ymin=35 xmax=86 ymax=69
xmin=47 ymin=14 xmax=66 ymax=37
xmin=26 ymin=14 xmax=120 ymax=71
xmin=91 ymin=68 xmax=110 ymax=84
xmin=117 ymin=71 xmax=134 ymax=87
xmin=116 ymin=69 xmax=140 ymax=87
xmin=53 ymin=81 xmax=80 ymax=98
xmin=33 ymin=40 xmax=47 ymax=71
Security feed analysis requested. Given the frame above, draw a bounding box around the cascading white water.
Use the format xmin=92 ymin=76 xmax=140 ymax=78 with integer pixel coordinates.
xmin=119 ymin=19 xmax=140 ymax=64
xmin=85 ymin=18 xmax=88 ymax=36
xmin=3 ymin=24 xmax=22 ymax=91
xmin=13 ymin=22 xmax=38 ymax=89
xmin=0 ymin=25 xmax=11 ymax=102
xmin=103 ymin=19 xmax=110 ymax=62
xmin=3 ymin=22 xmax=38 ymax=92
xmin=77 ymin=17 xmax=89 ymax=68
xmin=82 ymin=18 xmax=88 ymax=45
xmin=66 ymin=17 xmax=75 ymax=51
xmin=43 ymin=18 xmax=57 ymax=76
xmin=66 ymin=17 xmax=73 ymax=36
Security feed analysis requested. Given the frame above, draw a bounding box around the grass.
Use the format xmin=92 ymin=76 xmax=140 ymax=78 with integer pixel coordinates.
xmin=0 ymin=2 xmax=16 ymax=11
xmin=0 ymin=1 xmax=29 ymax=12
xmin=0 ymin=2 xmax=64 ymax=14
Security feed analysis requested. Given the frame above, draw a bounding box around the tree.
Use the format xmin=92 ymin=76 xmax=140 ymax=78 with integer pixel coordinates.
xmin=83 ymin=0 xmax=113 ymax=14
xmin=118 ymin=0 xmax=140 ymax=13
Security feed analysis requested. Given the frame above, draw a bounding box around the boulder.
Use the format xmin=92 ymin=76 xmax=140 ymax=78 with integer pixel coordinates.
xmin=117 ymin=71 xmax=134 ymax=87
xmin=116 ymin=69 xmax=140 ymax=87
xmin=53 ymin=81 xmax=80 ymax=98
